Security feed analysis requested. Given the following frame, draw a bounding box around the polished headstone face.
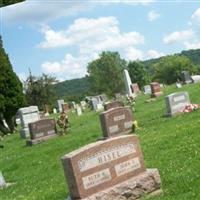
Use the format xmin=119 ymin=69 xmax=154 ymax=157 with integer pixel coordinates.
xmin=61 ymin=135 xmax=146 ymax=199
xmin=165 ymin=92 xmax=190 ymax=116
xmin=104 ymin=101 xmax=124 ymax=111
xmin=28 ymin=119 xmax=56 ymax=140
xmin=100 ymin=106 xmax=133 ymax=138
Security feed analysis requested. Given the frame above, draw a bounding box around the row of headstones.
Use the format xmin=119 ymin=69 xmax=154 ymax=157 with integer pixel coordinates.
xmin=61 ymin=102 xmax=162 ymax=200
xmin=17 ymin=106 xmax=58 ymax=145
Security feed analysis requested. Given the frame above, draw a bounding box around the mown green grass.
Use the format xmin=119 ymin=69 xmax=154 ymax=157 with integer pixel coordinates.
xmin=0 ymin=83 xmax=200 ymax=200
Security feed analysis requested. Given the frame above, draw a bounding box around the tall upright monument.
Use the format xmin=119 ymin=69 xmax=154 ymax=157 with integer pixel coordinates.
xmin=123 ymin=69 xmax=135 ymax=97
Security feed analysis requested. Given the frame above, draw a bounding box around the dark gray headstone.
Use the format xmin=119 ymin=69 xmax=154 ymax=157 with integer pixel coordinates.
xmin=181 ymin=71 xmax=192 ymax=84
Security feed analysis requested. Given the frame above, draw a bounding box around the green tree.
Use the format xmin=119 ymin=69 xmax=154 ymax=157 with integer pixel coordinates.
xmin=153 ymin=55 xmax=197 ymax=84
xmin=127 ymin=61 xmax=150 ymax=89
xmin=87 ymin=51 xmax=126 ymax=96
xmin=0 ymin=0 xmax=25 ymax=8
xmin=0 ymin=36 xmax=25 ymax=135
xmin=25 ymin=73 xmax=57 ymax=110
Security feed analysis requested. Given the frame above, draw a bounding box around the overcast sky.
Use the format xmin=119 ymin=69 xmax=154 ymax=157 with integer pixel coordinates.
xmin=1 ymin=0 xmax=200 ymax=81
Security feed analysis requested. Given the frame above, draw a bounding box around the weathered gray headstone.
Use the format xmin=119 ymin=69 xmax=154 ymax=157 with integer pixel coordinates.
xmin=144 ymin=85 xmax=151 ymax=94
xmin=165 ymin=92 xmax=190 ymax=116
xmin=181 ymin=71 xmax=192 ymax=84
xmin=191 ymin=75 xmax=200 ymax=83
xmin=61 ymin=135 xmax=162 ymax=200
xmin=18 ymin=106 xmax=40 ymax=138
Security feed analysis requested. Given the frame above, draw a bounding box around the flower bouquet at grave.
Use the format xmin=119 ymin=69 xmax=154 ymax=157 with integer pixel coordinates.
xmin=57 ymin=112 xmax=70 ymax=135
xmin=182 ymin=104 xmax=200 ymax=113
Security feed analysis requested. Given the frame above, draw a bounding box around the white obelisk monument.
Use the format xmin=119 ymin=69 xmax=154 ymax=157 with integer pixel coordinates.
xmin=123 ymin=69 xmax=135 ymax=97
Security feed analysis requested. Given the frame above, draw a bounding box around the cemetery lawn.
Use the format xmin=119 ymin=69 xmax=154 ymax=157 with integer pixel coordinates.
xmin=0 ymin=83 xmax=200 ymax=200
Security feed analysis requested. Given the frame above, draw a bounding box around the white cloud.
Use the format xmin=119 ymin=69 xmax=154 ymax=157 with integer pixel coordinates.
xmin=1 ymin=0 xmax=154 ymax=25
xmin=148 ymin=10 xmax=160 ymax=22
xmin=42 ymin=53 xmax=99 ymax=80
xmin=163 ymin=30 xmax=194 ymax=44
xmin=147 ymin=49 xmax=164 ymax=59
xmin=191 ymin=7 xmax=200 ymax=26
xmin=40 ymin=16 xmax=145 ymax=79
xmin=125 ymin=47 xmax=144 ymax=60
xmin=38 ymin=17 xmax=144 ymax=49
xmin=184 ymin=41 xmax=200 ymax=50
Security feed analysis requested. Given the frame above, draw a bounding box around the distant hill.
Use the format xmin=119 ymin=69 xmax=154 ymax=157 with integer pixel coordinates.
xmin=54 ymin=48 xmax=200 ymax=98
xmin=53 ymin=76 xmax=91 ymax=98
xmin=143 ymin=49 xmax=200 ymax=69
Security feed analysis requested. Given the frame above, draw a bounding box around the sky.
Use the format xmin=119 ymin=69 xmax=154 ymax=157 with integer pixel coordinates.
xmin=1 ymin=0 xmax=200 ymax=82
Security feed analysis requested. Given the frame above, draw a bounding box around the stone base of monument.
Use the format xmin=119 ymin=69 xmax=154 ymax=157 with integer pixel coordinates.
xmin=26 ymin=134 xmax=58 ymax=146
xmin=66 ymin=169 xmax=162 ymax=200
xmin=151 ymin=92 xmax=163 ymax=98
